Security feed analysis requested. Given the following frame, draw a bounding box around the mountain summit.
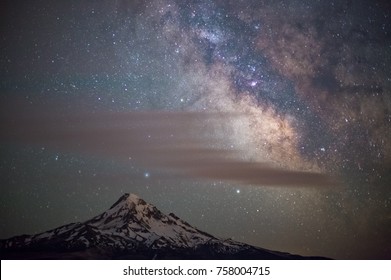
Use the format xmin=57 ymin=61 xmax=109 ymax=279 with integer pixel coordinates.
xmin=84 ymin=193 xmax=215 ymax=250
xmin=0 ymin=193 xmax=327 ymax=259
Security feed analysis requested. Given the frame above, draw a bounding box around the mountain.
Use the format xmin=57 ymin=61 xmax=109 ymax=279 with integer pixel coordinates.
xmin=0 ymin=193 xmax=327 ymax=259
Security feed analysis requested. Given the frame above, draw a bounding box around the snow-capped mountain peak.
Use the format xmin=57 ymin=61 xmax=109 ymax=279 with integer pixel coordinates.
xmin=0 ymin=193 xmax=328 ymax=260
xmin=83 ymin=193 xmax=214 ymax=249
xmin=109 ymin=193 xmax=146 ymax=210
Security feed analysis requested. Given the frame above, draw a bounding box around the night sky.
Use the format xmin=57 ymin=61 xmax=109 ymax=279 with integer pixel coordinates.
xmin=1 ymin=0 xmax=390 ymax=259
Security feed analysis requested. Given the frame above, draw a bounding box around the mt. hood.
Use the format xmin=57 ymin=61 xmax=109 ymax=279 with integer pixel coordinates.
xmin=0 ymin=193 xmax=327 ymax=259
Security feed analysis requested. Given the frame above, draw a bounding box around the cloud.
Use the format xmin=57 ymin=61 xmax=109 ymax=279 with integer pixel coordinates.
xmin=1 ymin=102 xmax=335 ymax=187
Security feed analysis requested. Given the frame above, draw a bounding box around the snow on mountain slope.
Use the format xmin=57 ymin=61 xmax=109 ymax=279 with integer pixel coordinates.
xmin=85 ymin=193 xmax=216 ymax=249
xmin=0 ymin=194 xmax=220 ymax=253
xmin=0 ymin=193 xmax=328 ymax=259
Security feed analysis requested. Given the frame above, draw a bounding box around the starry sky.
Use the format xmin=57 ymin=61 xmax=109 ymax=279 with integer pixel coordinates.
xmin=1 ymin=0 xmax=390 ymax=259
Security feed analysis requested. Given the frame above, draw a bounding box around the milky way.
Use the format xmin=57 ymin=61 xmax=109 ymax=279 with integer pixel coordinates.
xmin=1 ymin=0 xmax=390 ymax=259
